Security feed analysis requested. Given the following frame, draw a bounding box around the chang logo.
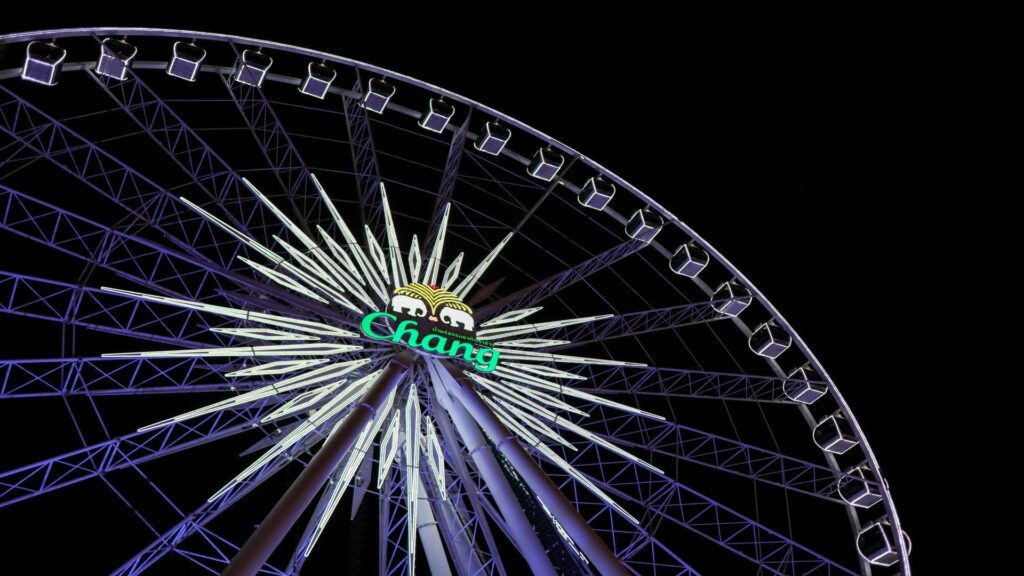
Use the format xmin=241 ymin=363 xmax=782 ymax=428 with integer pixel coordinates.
xmin=360 ymin=283 xmax=500 ymax=372
xmin=390 ymin=283 xmax=475 ymax=332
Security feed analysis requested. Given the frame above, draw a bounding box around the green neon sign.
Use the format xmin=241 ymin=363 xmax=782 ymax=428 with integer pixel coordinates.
xmin=360 ymin=311 xmax=500 ymax=372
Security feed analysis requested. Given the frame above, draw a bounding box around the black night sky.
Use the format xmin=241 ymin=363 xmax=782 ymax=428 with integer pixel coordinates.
xmin=0 ymin=11 xmax=984 ymax=575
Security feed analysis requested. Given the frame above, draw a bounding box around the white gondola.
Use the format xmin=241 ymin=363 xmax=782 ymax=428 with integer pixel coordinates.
xmin=711 ymin=280 xmax=752 ymax=317
xmin=473 ymin=121 xmax=510 ymax=155
xmin=669 ymin=243 xmax=709 ymax=278
xmin=96 ymin=38 xmax=138 ymax=81
xmin=857 ymin=520 xmax=903 ymax=566
xmin=233 ymin=50 xmax=273 ymax=88
xmin=839 ymin=464 xmax=883 ymax=508
xmin=748 ymin=322 xmax=791 ymax=358
xmin=625 ymin=208 xmax=663 ymax=243
xmin=527 ymin=148 xmax=564 ymax=181
xmin=783 ymin=365 xmax=828 ymax=404
xmin=813 ymin=411 xmax=858 ymax=454
xmin=578 ymin=176 xmax=615 ymax=211
xmin=299 ymin=62 xmax=337 ymax=99
xmin=361 ymin=78 xmax=395 ymax=113
xmin=418 ymin=98 xmax=455 ymax=133
xmin=21 ymin=41 xmax=66 ymax=86
xmin=167 ymin=41 xmax=206 ymax=82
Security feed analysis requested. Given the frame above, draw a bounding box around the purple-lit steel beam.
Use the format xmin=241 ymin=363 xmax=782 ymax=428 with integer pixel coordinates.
xmin=223 ymin=357 xmax=410 ymax=576
xmin=428 ymin=363 xmax=556 ymax=576
xmin=423 ymin=415 xmax=506 ymax=576
xmin=110 ymin=425 xmax=330 ymax=576
xmin=442 ymin=367 xmax=631 ymax=576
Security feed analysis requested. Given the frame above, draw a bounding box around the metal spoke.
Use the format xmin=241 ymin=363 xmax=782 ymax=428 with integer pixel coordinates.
xmin=477 ymin=239 xmax=647 ymax=318
xmin=0 ymin=271 xmax=227 ymax=347
xmin=570 ymin=364 xmax=805 ymax=403
xmin=0 ymin=395 xmax=292 ymax=508
xmin=545 ymin=442 xmax=859 ymax=576
xmin=219 ymin=64 xmax=323 ymax=231
xmin=341 ymin=70 xmax=385 ymax=237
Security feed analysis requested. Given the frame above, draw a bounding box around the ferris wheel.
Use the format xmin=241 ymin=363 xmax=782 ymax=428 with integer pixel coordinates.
xmin=0 ymin=28 xmax=910 ymax=575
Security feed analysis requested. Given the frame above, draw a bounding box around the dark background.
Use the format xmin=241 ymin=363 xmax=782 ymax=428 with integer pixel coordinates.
xmin=2 ymin=11 xmax=987 ymax=574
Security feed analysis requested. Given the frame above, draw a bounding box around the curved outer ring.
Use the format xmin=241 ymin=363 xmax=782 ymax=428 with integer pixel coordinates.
xmin=0 ymin=27 xmax=910 ymax=573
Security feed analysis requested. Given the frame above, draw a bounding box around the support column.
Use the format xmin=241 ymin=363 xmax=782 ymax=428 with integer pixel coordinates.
xmin=223 ymin=355 xmax=412 ymax=576
xmin=429 ymin=364 xmax=557 ymax=576
xmin=442 ymin=365 xmax=629 ymax=576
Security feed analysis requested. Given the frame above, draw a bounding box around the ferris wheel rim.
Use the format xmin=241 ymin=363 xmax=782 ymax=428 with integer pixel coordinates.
xmin=0 ymin=27 xmax=908 ymax=574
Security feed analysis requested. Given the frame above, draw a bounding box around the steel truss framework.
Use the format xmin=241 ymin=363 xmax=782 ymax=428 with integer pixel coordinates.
xmin=0 ymin=28 xmax=908 ymax=576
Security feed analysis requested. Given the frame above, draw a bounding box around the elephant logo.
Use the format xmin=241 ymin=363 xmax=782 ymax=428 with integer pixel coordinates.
xmin=390 ymin=283 xmax=475 ymax=334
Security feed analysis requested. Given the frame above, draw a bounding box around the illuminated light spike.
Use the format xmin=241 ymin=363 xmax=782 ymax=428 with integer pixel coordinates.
xmin=495 ymin=398 xmax=577 ymax=452
xmin=318 ymin=258 xmax=377 ymax=312
xmin=498 ymin=338 xmax=571 ymax=349
xmin=477 ymin=314 xmax=613 ymax=340
xmin=244 ymin=177 xmax=362 ymax=300
xmin=452 ymin=232 xmax=513 ymax=299
xmin=178 ymin=197 xmax=284 ymax=264
xmin=210 ymin=327 xmax=319 ymax=342
xmin=504 ymin=361 xmax=588 ymax=381
xmin=479 ymin=306 xmax=543 ymax=327
xmin=311 ymin=174 xmax=390 ymax=303
xmin=273 ymin=235 xmax=339 ymax=288
xmin=407 ymin=235 xmax=422 ymax=284
xmin=226 ymin=359 xmax=328 ymax=377
xmin=243 ymin=177 xmax=320 ymax=251
xmin=239 ymin=256 xmax=329 ymax=304
xmin=274 ymin=234 xmax=371 ymax=310
xmin=137 ymin=360 xmax=371 ymax=431
xmin=103 ymin=342 xmax=362 ymax=359
xmin=422 ymin=203 xmax=450 ymax=286
xmin=536 ymin=409 xmax=663 ymax=475
xmin=492 ymin=348 xmax=646 ymax=368
xmin=305 ymin=385 xmax=399 ymax=558
xmin=305 ymin=235 xmax=376 ymax=310
xmin=316 ymin=226 xmax=362 ymax=283
xmin=502 ymin=381 xmax=590 ymax=417
xmin=482 ymin=395 xmax=542 ymax=447
xmin=101 ymin=287 xmax=357 ymax=338
xmin=364 ymin=225 xmax=390 ymax=285
xmin=377 ymin=411 xmax=401 ymax=489
xmin=421 ymin=416 xmax=446 ymax=500
xmin=404 ymin=385 xmax=421 ymax=575
xmin=492 ymin=365 xmax=663 ymax=420
xmin=316 ymin=228 xmax=382 ymax=310
xmin=208 ymin=370 xmax=382 ymax=502
xmin=379 ymin=184 xmax=409 ymax=287
xmin=260 ymin=379 xmax=348 ymax=423
xmin=466 ymin=372 xmax=558 ymax=421
xmin=246 ymin=177 xmax=368 ymax=307
xmin=275 ymin=257 xmax=361 ymax=313
xmin=533 ymin=441 xmax=640 ymax=525
xmin=440 ymin=252 xmax=463 ymax=291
